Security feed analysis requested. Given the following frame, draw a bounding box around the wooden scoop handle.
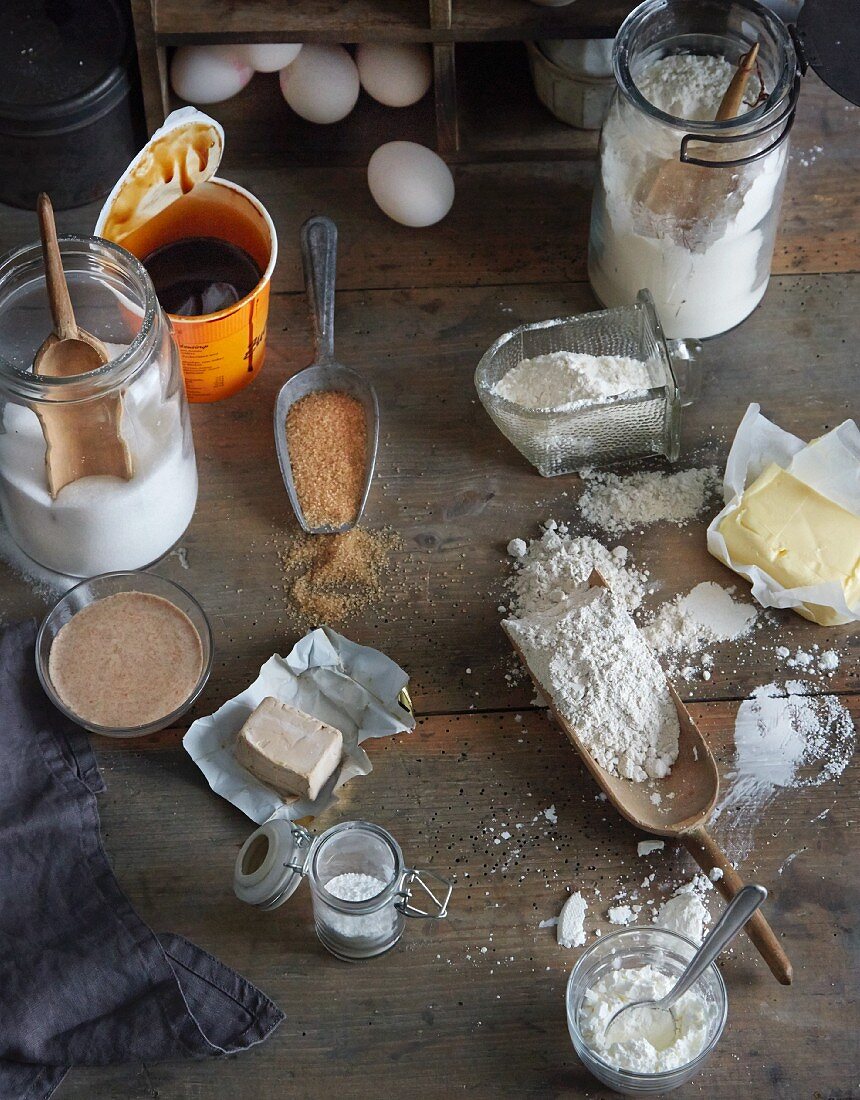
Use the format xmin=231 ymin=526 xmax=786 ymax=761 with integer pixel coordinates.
xmin=683 ymin=824 xmax=792 ymax=985
xmin=37 ymin=193 xmax=77 ymax=342
xmin=715 ymin=42 xmax=760 ymax=121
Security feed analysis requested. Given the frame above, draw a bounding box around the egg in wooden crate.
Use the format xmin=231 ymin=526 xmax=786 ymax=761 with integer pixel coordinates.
xmin=234 ymin=43 xmax=303 ymax=73
xmin=170 ymin=45 xmax=254 ymax=104
xmin=279 ymin=45 xmax=360 ymax=124
xmin=355 ymin=44 xmax=432 ymax=107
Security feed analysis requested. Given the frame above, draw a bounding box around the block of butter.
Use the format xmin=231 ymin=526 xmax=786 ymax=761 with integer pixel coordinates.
xmin=235 ymin=697 xmax=343 ymax=802
xmin=718 ymin=462 xmax=860 ymax=626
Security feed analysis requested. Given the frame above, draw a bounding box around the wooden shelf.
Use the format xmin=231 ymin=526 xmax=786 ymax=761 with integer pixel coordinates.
xmin=454 ymin=42 xmax=598 ymax=161
xmin=131 ymin=0 xmax=628 ymax=156
xmin=451 ymin=0 xmax=632 ymax=40
xmin=154 ymin=0 xmax=430 ymax=44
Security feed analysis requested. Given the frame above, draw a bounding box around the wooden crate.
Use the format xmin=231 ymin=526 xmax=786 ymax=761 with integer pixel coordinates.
xmin=129 ymin=0 xmax=635 ymax=163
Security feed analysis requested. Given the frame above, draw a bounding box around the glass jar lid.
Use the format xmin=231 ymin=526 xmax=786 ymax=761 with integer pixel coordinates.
xmin=233 ymin=819 xmax=311 ymax=911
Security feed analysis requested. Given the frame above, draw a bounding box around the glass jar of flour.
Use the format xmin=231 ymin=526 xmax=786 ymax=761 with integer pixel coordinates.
xmin=234 ymin=818 xmax=452 ymax=961
xmin=0 ymin=235 xmax=197 ymax=577
xmin=588 ymin=0 xmax=801 ymax=339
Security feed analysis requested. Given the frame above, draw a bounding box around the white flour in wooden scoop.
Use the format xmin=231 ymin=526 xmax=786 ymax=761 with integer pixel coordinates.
xmin=505 ymin=585 xmax=679 ymax=781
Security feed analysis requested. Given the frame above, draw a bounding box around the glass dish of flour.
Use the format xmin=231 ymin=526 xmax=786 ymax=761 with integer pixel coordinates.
xmin=475 ymin=290 xmax=682 ymax=476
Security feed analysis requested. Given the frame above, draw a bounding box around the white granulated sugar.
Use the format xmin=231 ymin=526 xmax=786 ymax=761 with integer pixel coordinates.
xmin=492 ymin=351 xmax=655 ymax=411
xmin=579 ymin=963 xmax=715 ymax=1073
xmin=504 ymin=586 xmax=679 ymax=782
xmin=557 ymin=892 xmax=588 ymax=948
xmin=712 ymin=684 xmax=856 ymax=861
xmin=505 ymin=520 xmax=648 ymax=617
xmin=643 ymin=582 xmax=758 ymax=656
xmin=637 ymin=840 xmax=665 ymax=857
xmin=635 ymin=54 xmax=750 ymax=121
xmin=323 ymin=873 xmax=394 ymax=941
xmin=577 ymin=467 xmax=720 ymax=534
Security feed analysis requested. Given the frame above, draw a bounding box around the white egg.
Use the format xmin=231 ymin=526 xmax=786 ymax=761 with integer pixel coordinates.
xmin=233 ymin=43 xmax=302 ymax=73
xmin=367 ymin=142 xmax=454 ymax=227
xmin=279 ymin=44 xmax=359 ymax=124
xmin=355 ymin=43 xmax=432 ymax=107
xmin=170 ymin=45 xmax=254 ymax=104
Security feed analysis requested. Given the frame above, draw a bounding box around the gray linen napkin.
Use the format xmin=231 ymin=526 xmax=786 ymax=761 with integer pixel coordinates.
xmin=0 ymin=622 xmax=284 ymax=1099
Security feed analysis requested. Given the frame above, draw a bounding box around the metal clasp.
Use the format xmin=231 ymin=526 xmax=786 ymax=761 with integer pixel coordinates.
xmin=285 ymin=822 xmax=313 ymax=875
xmin=395 ymin=868 xmax=453 ymax=919
xmin=678 ymin=70 xmax=802 ymax=169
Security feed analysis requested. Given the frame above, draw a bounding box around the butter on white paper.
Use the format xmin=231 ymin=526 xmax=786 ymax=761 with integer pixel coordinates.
xmin=183 ymin=627 xmax=415 ymax=824
xmin=707 ymin=404 xmax=860 ymax=625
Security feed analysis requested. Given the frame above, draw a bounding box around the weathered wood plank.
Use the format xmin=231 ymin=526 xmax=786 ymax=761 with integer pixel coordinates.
xmin=55 ymin=701 xmax=860 ymax=1098
xmin=2 ymin=75 xmax=856 ymax=286
xmin=0 ymin=275 xmax=856 ymax=718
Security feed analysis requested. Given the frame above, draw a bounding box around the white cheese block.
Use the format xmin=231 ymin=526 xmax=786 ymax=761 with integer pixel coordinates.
xmin=235 ymin=697 xmax=343 ymax=802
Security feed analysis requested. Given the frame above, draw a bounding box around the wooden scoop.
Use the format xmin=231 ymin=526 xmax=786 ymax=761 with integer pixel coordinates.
xmin=33 ymin=193 xmax=133 ymax=498
xmin=640 ymin=44 xmax=761 ymax=232
xmin=503 ymin=569 xmax=792 ymax=985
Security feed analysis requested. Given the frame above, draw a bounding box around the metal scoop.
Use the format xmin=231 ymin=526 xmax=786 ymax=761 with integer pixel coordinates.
xmin=274 ymin=215 xmax=379 ymax=534
xmin=603 ymin=884 xmax=767 ymax=1048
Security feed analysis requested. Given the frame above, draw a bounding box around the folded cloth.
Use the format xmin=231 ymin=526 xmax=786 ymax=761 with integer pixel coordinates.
xmin=0 ymin=622 xmax=284 ymax=1100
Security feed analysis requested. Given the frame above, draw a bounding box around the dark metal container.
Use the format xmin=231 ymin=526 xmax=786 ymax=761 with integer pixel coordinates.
xmin=0 ymin=0 xmax=143 ymax=210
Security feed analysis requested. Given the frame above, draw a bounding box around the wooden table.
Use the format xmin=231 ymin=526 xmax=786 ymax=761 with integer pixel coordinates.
xmin=2 ymin=72 xmax=857 ymax=1098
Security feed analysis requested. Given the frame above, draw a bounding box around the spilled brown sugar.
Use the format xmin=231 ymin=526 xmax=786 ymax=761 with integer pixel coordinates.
xmin=285 ymin=390 xmax=367 ymax=528
xmin=277 ymin=526 xmax=401 ymax=625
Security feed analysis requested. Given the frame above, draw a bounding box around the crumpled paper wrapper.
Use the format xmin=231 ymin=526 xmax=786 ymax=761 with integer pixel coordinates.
xmin=707 ymin=403 xmax=860 ymax=625
xmin=183 ymin=627 xmax=415 ymax=823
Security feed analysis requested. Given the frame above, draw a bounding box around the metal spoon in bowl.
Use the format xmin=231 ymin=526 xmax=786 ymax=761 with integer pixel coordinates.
xmin=273 ymin=215 xmax=379 ymax=534
xmin=603 ymin=884 xmax=767 ymax=1049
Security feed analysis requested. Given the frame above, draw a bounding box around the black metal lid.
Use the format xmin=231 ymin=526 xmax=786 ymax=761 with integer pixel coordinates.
xmin=0 ymin=0 xmax=131 ymax=132
xmin=795 ymin=0 xmax=860 ymax=106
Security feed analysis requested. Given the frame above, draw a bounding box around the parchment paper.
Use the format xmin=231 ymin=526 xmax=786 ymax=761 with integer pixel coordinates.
xmin=183 ymin=627 xmax=415 ymax=823
xmin=707 ymin=403 xmax=860 ymax=624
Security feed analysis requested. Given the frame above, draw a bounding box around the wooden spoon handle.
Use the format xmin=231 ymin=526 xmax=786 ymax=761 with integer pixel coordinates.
xmin=683 ymin=825 xmax=792 ymax=985
xmin=715 ymin=42 xmax=760 ymax=121
xmin=37 ymin=193 xmax=77 ymax=341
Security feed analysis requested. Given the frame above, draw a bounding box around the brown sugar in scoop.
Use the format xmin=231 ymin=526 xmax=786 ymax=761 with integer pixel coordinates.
xmin=285 ymin=390 xmax=367 ymax=529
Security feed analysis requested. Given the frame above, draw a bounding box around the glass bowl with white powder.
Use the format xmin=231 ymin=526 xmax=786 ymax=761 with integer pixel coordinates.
xmin=475 ymin=290 xmax=681 ymax=476
xmin=566 ymin=927 xmax=727 ymax=1093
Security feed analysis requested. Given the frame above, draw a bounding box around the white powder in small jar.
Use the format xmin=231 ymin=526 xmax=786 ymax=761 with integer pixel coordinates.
xmin=579 ymin=963 xmax=716 ymax=1073
xmin=322 ymin=872 xmax=395 ymax=942
xmin=492 ymin=351 xmax=655 ymax=411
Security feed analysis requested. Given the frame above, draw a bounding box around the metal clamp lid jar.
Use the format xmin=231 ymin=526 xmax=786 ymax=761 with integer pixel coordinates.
xmin=588 ymin=0 xmax=801 ymax=341
xmin=234 ymin=818 xmax=452 ymax=962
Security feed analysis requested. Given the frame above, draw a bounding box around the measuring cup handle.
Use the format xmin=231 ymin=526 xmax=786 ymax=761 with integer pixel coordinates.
xmin=683 ymin=825 xmax=793 ymax=985
xmin=301 ymin=215 xmax=337 ymax=364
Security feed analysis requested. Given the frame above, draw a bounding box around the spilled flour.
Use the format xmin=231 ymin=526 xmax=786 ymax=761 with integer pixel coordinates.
xmin=643 ymin=582 xmax=758 ymax=658
xmin=713 ymin=682 xmax=856 ymax=861
xmin=505 ymin=520 xmax=649 ymax=615
xmin=577 ymin=466 xmax=720 ymax=534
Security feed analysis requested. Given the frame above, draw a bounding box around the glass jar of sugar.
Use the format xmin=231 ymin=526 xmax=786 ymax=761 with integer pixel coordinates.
xmin=588 ymin=0 xmax=801 ymax=340
xmin=234 ymin=818 xmax=452 ymax=961
xmin=0 ymin=235 xmax=197 ymax=578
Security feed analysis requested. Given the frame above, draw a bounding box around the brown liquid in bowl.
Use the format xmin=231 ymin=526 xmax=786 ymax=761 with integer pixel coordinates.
xmin=48 ymin=592 xmax=204 ymax=729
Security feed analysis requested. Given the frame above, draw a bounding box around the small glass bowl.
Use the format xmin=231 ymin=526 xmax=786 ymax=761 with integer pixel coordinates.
xmin=566 ymin=927 xmax=727 ymax=1095
xmin=474 ymin=290 xmax=683 ymax=477
xmin=36 ymin=571 xmax=213 ymax=738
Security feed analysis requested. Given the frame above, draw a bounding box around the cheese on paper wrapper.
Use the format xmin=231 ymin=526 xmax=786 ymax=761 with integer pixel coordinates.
xmin=235 ymin=697 xmax=343 ymax=801
xmin=718 ymin=463 xmax=860 ymax=626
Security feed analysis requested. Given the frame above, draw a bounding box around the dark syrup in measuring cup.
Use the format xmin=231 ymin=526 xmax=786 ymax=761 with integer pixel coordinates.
xmin=142 ymin=236 xmax=262 ymax=317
